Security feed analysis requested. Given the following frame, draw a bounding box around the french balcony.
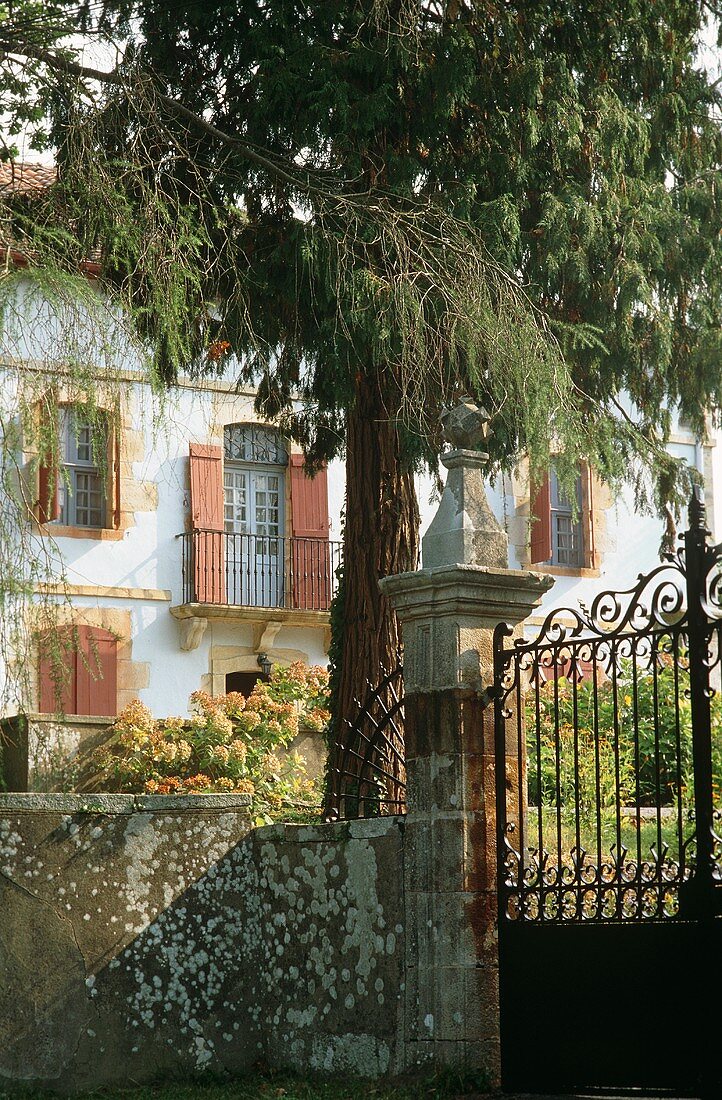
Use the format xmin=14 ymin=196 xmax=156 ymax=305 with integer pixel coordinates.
xmin=178 ymin=529 xmax=342 ymax=610
xmin=170 ymin=530 xmax=342 ymax=652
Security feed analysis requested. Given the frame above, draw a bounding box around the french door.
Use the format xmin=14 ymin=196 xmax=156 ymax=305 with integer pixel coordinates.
xmin=224 ymin=465 xmax=285 ymax=607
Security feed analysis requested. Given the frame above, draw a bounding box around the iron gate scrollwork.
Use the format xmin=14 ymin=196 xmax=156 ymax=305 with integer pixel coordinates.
xmin=492 ymin=487 xmax=722 ymax=1096
xmin=324 ymin=659 xmax=406 ymax=820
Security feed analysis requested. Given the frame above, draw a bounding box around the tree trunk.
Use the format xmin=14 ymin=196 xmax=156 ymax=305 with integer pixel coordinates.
xmin=326 ymin=369 xmax=419 ymax=815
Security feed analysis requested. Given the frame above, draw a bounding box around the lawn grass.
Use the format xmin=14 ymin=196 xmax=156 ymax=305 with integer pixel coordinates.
xmin=0 ymin=1066 xmax=491 ymax=1100
xmin=520 ymin=805 xmax=689 ymax=864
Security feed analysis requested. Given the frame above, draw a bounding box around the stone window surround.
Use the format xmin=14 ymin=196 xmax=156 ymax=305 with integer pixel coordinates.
xmin=509 ymin=458 xmax=612 ymax=578
xmin=513 ymin=432 xmax=717 ymax=578
xmin=24 ymin=384 xmax=157 ymax=541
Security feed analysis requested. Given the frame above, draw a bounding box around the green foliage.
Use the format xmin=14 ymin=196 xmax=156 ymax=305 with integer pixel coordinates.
xmin=3 ymin=1 xmax=718 ymax=503
xmin=0 ymin=2 xmax=72 ymax=157
xmin=2 ymin=0 xmax=722 ymax=725
xmin=93 ymin=663 xmax=330 ymax=823
xmin=528 ymin=662 xmax=722 ymax=817
xmin=529 ymin=699 xmax=634 ymax=819
xmin=46 ymin=0 xmax=722 ymax=511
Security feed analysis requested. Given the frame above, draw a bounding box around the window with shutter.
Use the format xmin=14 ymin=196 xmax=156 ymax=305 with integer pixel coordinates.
xmin=222 ymin=426 xmax=287 ymax=607
xmin=549 ymin=468 xmax=583 ymax=566
xmin=38 ymin=625 xmax=117 ymax=717
xmin=529 ymin=464 xmax=593 ymax=570
xmin=37 ymin=402 xmax=120 ymax=530
xmin=57 ymin=408 xmax=107 ymax=528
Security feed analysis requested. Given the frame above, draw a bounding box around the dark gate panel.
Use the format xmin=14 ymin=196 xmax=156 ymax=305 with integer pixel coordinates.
xmin=493 ymin=489 xmax=722 ymax=1096
xmin=500 ymin=921 xmax=702 ymax=1093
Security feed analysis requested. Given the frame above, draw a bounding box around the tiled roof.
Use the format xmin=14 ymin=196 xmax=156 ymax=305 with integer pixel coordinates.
xmin=0 ymin=161 xmax=57 ymax=194
xmin=0 ymin=161 xmax=103 ymax=275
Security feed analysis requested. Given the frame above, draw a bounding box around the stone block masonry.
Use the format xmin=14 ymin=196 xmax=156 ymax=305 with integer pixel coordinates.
xmin=0 ymin=795 xmax=404 ymax=1091
xmin=380 ymin=403 xmax=553 ymax=1082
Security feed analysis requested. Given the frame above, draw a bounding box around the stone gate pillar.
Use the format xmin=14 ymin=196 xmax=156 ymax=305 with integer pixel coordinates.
xmin=379 ymin=403 xmax=552 ymax=1080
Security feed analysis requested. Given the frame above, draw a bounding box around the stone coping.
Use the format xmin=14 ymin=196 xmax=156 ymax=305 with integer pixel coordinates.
xmin=0 ymin=795 xmax=405 ymax=837
xmin=17 ymin=712 xmax=115 ymax=727
xmin=0 ymin=792 xmax=254 ymax=813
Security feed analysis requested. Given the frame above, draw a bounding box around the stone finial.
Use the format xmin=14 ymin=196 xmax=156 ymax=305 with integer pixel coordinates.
xmin=440 ymin=400 xmax=491 ymax=453
xmin=421 ymin=402 xmax=508 ymax=570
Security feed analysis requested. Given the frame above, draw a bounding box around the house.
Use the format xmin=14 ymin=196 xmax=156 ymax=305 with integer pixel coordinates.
xmin=0 ymin=163 xmax=716 ymax=787
xmin=0 ymin=352 xmax=345 ymax=786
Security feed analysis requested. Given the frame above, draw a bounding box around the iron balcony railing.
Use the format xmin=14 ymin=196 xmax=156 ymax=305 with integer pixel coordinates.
xmin=178 ymin=529 xmax=342 ymax=612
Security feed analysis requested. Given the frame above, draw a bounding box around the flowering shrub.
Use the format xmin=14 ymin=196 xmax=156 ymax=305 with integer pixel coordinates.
xmin=93 ymin=662 xmax=330 ymax=821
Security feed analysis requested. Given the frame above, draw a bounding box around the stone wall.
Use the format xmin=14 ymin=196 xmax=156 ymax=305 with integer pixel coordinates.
xmin=0 ymin=794 xmax=404 ymax=1092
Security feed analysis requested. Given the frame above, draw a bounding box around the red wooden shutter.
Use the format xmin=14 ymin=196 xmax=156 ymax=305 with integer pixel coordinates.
xmin=530 ymin=470 xmax=552 ymax=565
xmin=290 ymin=456 xmax=331 ymax=610
xmin=583 ymin=462 xmax=595 ymax=569
xmin=39 ymin=629 xmax=75 ymax=714
xmin=37 ymin=395 xmax=59 ymax=523
xmin=189 ymin=443 xmax=226 ymax=604
xmin=555 ymin=655 xmax=595 ymax=683
xmin=38 ymin=626 xmax=117 ymax=716
xmin=75 ymin=626 xmax=117 ymax=717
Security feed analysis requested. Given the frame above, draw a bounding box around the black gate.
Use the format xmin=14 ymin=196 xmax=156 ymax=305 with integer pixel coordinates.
xmin=493 ymin=489 xmax=721 ymax=1097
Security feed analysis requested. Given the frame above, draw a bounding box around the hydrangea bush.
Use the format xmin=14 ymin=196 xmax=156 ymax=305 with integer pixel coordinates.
xmin=93 ymin=662 xmax=330 ymax=821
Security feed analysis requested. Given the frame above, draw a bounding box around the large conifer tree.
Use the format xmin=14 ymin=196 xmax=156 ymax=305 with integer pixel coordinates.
xmin=4 ymin=1 xmax=722 ymax=738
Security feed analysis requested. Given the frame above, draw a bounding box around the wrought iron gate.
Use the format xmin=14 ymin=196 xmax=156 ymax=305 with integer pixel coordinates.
xmin=324 ymin=660 xmax=406 ymax=820
xmin=493 ymin=489 xmax=721 ymax=1096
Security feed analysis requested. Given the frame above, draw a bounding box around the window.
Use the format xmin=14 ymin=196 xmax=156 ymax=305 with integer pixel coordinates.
xmin=38 ymin=625 xmax=118 ymax=717
xmin=38 ymin=402 xmax=115 ymax=530
xmin=549 ymin=468 xmax=583 ymax=567
xmin=185 ymin=427 xmax=331 ymax=609
xmin=223 ymin=424 xmax=287 ymax=537
xmin=530 ymin=466 xmax=587 ymax=569
xmin=224 ymin=424 xmax=288 ymax=465
xmin=57 ymin=408 xmax=107 ymax=528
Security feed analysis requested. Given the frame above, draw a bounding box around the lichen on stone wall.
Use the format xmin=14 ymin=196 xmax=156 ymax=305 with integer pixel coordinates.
xmin=0 ymin=798 xmax=404 ymax=1090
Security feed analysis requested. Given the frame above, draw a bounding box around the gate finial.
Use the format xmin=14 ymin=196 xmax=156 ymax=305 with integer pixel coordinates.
xmin=688 ymin=484 xmax=709 ymax=535
xmin=440 ymin=399 xmax=491 ymax=454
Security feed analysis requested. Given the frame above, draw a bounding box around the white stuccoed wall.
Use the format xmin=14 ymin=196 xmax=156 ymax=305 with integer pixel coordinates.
xmin=1 ymin=278 xmax=717 ymax=716
xmin=1 ymin=281 xmax=339 ymax=717
xmin=26 ymin=376 xmax=342 ymax=717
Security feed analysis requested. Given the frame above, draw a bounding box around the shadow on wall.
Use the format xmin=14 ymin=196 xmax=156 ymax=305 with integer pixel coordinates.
xmin=0 ymin=796 xmax=404 ymax=1091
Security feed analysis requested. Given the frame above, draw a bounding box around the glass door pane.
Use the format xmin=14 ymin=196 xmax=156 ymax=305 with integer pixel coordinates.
xmin=252 ymin=473 xmax=283 ymax=607
xmin=224 ymin=468 xmax=249 ymax=604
